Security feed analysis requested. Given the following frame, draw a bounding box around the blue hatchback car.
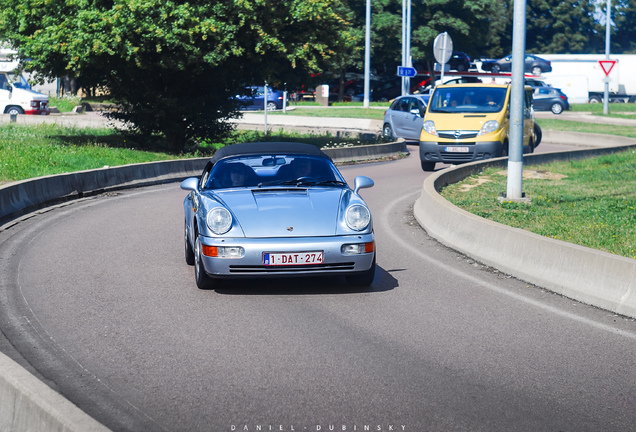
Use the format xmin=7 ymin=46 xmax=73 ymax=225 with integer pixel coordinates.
xmin=237 ymin=86 xmax=288 ymax=111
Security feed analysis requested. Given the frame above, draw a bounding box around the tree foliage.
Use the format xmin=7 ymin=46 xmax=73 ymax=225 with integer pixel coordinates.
xmin=611 ymin=0 xmax=636 ymax=53
xmin=355 ymin=0 xmax=506 ymax=71
xmin=0 ymin=0 xmax=351 ymax=151
xmin=524 ymin=0 xmax=598 ymax=54
xmin=1 ymin=0 xmax=636 ymax=150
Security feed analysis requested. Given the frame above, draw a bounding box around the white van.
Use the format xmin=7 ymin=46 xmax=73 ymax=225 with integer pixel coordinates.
xmin=0 ymin=67 xmax=50 ymax=115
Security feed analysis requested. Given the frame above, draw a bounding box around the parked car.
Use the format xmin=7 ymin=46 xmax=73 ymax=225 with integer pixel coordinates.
xmin=532 ymin=86 xmax=570 ymax=114
xmin=382 ymin=94 xmax=430 ymax=142
xmin=481 ymin=54 xmax=552 ymax=75
xmin=449 ymin=52 xmax=472 ymax=71
xmin=370 ymin=77 xmax=430 ymax=102
xmin=524 ymin=78 xmax=549 ymax=87
xmin=0 ymin=70 xmax=50 ymax=115
xmin=237 ymin=86 xmax=287 ymax=110
xmin=180 ymin=142 xmax=376 ymax=289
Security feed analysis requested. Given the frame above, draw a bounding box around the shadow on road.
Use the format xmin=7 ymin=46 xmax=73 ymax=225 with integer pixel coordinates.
xmin=213 ymin=265 xmax=398 ymax=295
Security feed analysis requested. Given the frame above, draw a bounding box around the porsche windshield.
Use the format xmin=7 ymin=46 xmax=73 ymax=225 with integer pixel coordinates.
xmin=203 ymin=155 xmax=345 ymax=189
xmin=429 ymin=87 xmax=507 ymax=114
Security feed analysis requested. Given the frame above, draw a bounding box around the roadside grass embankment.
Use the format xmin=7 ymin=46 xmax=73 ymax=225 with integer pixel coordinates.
xmin=0 ymin=123 xmax=388 ymax=184
xmin=440 ymin=149 xmax=636 ymax=259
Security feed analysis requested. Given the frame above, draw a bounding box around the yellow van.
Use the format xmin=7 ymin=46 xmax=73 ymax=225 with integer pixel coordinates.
xmin=419 ymin=83 xmax=536 ymax=171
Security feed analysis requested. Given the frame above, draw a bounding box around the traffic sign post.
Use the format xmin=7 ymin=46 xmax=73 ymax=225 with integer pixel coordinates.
xmin=433 ymin=32 xmax=453 ymax=83
xmin=599 ymin=59 xmax=616 ymax=76
xmin=599 ymin=59 xmax=616 ymax=114
xmin=397 ymin=66 xmax=417 ymax=77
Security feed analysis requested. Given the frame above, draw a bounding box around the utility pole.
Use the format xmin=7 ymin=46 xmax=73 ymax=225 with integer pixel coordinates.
xmin=603 ymin=0 xmax=611 ymax=115
xmin=363 ymin=0 xmax=371 ymax=108
xmin=505 ymin=0 xmax=527 ymax=201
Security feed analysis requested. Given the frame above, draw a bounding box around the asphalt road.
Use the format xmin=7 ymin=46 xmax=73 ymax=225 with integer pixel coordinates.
xmin=2 ymin=142 xmax=636 ymax=432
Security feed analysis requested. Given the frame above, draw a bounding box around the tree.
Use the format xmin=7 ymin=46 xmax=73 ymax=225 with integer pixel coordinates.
xmin=611 ymin=0 xmax=636 ymax=53
xmin=350 ymin=0 xmax=506 ymax=77
xmin=0 ymin=0 xmax=350 ymax=151
xmin=523 ymin=0 xmax=597 ymax=54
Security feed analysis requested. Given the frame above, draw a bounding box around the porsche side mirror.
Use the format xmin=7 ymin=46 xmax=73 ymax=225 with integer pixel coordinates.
xmin=354 ymin=176 xmax=374 ymax=194
xmin=180 ymin=177 xmax=199 ymax=191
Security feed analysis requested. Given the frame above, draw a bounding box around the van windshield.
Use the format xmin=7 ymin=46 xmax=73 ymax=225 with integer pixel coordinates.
xmin=429 ymin=87 xmax=507 ymax=114
xmin=6 ymin=73 xmax=31 ymax=89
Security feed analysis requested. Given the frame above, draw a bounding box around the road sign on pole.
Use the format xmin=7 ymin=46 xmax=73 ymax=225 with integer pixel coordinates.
xmin=433 ymin=32 xmax=453 ymax=83
xmin=397 ymin=66 xmax=417 ymax=77
xmin=599 ymin=59 xmax=617 ymax=76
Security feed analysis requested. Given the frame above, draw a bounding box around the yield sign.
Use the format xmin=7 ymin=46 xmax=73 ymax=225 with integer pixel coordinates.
xmin=599 ymin=60 xmax=617 ymax=76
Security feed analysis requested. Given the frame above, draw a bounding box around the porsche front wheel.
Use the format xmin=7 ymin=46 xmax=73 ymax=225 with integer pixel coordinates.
xmin=194 ymin=236 xmax=216 ymax=290
xmin=184 ymin=221 xmax=195 ymax=266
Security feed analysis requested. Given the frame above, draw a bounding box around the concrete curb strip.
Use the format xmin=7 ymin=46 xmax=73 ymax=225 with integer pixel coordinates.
xmin=0 ymin=352 xmax=110 ymax=432
xmin=414 ymin=134 xmax=636 ymax=319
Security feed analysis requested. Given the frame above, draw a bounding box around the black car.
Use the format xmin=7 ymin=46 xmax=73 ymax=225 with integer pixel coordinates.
xmin=370 ymin=77 xmax=430 ymax=102
xmin=532 ymin=86 xmax=570 ymax=114
xmin=448 ymin=52 xmax=472 ymax=71
xmin=481 ymin=54 xmax=552 ymax=75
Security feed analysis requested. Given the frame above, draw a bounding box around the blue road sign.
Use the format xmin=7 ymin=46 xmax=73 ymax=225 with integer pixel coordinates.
xmin=397 ymin=66 xmax=417 ymax=77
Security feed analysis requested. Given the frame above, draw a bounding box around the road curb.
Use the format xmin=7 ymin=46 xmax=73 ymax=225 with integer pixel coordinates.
xmin=414 ymin=131 xmax=636 ymax=319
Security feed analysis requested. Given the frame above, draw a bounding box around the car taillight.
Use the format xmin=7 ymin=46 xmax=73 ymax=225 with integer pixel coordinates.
xmin=560 ymin=95 xmax=567 ymax=101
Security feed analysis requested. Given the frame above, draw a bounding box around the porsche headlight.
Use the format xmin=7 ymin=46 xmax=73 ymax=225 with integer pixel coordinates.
xmin=478 ymin=120 xmax=500 ymax=136
xmin=345 ymin=205 xmax=371 ymax=231
xmin=207 ymin=207 xmax=232 ymax=234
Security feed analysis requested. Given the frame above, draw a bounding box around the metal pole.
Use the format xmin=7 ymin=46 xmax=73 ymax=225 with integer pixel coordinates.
xmin=363 ymin=0 xmax=371 ymax=108
xmin=401 ymin=0 xmax=406 ymax=96
xmin=263 ymin=83 xmax=268 ymax=135
xmin=603 ymin=0 xmax=611 ymax=115
xmin=506 ymin=0 xmax=527 ymax=200
xmin=440 ymin=33 xmax=447 ymax=84
xmin=405 ymin=0 xmax=411 ymax=95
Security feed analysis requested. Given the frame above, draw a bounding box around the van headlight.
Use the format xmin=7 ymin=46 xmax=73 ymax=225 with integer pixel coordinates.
xmin=422 ymin=120 xmax=438 ymax=137
xmin=478 ymin=120 xmax=499 ymax=136
xmin=345 ymin=205 xmax=371 ymax=231
xmin=207 ymin=207 xmax=232 ymax=234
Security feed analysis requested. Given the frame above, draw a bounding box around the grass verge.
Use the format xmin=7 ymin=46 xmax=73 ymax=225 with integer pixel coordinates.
xmin=535 ymin=118 xmax=636 ymax=138
xmin=440 ymin=149 xmax=636 ymax=259
xmin=0 ymin=124 xmax=389 ymax=183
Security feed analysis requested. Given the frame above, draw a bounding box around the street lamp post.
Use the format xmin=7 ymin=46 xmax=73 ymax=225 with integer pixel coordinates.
xmin=603 ymin=0 xmax=611 ymax=115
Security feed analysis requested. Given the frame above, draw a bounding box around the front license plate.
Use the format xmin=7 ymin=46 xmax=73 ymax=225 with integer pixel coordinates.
xmin=445 ymin=146 xmax=469 ymax=153
xmin=263 ymin=251 xmax=324 ymax=266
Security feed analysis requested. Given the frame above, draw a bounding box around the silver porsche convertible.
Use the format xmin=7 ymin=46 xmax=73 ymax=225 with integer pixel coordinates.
xmin=180 ymin=142 xmax=376 ymax=289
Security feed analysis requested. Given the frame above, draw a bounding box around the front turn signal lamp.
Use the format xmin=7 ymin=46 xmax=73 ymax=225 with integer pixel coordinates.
xmin=202 ymin=245 xmax=244 ymax=258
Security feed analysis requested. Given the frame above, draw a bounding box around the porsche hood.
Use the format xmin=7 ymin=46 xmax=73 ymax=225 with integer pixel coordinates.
xmin=213 ymin=187 xmax=354 ymax=237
